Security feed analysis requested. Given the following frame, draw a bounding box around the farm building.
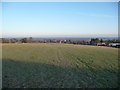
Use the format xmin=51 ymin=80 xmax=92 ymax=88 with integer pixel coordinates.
xmin=97 ymin=42 xmax=106 ymax=46
xmin=108 ymin=43 xmax=120 ymax=48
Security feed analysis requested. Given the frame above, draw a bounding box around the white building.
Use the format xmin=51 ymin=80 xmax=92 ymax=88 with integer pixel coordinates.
xmin=109 ymin=43 xmax=120 ymax=47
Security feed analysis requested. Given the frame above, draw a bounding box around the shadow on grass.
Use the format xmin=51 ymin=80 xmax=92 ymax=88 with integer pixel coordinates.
xmin=2 ymin=59 xmax=118 ymax=88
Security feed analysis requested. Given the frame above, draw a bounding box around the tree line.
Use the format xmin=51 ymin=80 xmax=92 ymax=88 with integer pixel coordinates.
xmin=1 ymin=37 xmax=119 ymax=46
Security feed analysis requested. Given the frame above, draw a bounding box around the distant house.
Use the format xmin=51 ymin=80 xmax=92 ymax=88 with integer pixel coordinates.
xmin=108 ymin=43 xmax=120 ymax=48
xmin=97 ymin=42 xmax=106 ymax=46
xmin=56 ymin=40 xmax=61 ymax=43
xmin=108 ymin=43 xmax=111 ymax=46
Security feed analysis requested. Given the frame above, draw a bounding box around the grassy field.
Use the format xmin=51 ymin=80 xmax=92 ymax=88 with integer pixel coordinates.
xmin=2 ymin=43 xmax=118 ymax=88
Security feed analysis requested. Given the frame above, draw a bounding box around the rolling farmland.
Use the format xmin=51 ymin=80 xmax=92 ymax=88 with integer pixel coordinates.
xmin=2 ymin=43 xmax=118 ymax=88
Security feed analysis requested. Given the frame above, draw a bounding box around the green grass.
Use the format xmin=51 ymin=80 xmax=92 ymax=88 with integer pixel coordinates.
xmin=2 ymin=43 xmax=118 ymax=88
